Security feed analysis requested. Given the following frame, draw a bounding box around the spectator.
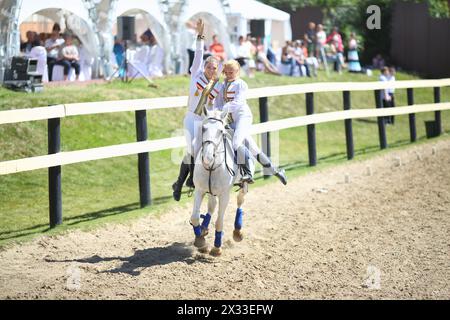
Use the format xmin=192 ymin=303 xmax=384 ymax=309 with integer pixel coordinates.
xmin=326 ymin=27 xmax=344 ymax=52
xmin=372 ymin=53 xmax=385 ymax=70
xmin=293 ymin=40 xmax=310 ymax=77
xmin=280 ymin=41 xmax=295 ymax=76
xmin=347 ymin=32 xmax=362 ymax=73
xmin=305 ymin=22 xmax=316 ymax=58
xmin=148 ymin=34 xmax=164 ymax=77
xmin=315 ymin=24 xmax=327 ymax=62
xmin=266 ymin=42 xmax=276 ymax=65
xmin=45 ymin=23 xmax=64 ymax=81
xmin=20 ymin=31 xmax=40 ymax=54
xmin=55 ymin=33 xmax=80 ymax=81
xmin=235 ymin=35 xmax=250 ymax=69
xmin=209 ymin=34 xmax=227 ymax=62
xmin=326 ymin=28 xmax=344 ymax=73
xmin=379 ymin=66 xmax=395 ymax=124
xmin=113 ymin=36 xmax=125 ymax=77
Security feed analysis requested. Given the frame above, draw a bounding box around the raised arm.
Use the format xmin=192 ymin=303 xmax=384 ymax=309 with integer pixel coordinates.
xmin=190 ymin=19 xmax=205 ymax=76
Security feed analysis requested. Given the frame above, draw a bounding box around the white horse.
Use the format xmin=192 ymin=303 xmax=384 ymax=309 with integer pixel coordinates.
xmin=189 ymin=108 xmax=253 ymax=256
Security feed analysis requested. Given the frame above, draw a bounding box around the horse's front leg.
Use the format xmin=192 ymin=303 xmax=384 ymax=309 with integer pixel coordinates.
xmin=200 ymin=195 xmax=217 ymax=237
xmin=190 ymin=189 xmax=206 ymax=248
xmin=233 ymin=183 xmax=248 ymax=242
xmin=210 ymin=191 xmax=230 ymax=256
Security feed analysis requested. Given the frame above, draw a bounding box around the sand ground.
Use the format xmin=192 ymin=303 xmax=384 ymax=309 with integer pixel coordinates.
xmin=1 ymin=139 xmax=449 ymax=299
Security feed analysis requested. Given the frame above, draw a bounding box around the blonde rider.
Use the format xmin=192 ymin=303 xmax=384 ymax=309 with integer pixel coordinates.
xmin=214 ymin=60 xmax=287 ymax=185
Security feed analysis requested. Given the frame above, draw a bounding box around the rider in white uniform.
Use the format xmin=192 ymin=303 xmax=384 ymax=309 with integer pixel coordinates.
xmin=172 ymin=19 xmax=221 ymax=201
xmin=214 ymin=60 xmax=287 ymax=185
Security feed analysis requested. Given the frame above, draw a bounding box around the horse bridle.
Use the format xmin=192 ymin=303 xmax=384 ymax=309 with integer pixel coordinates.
xmin=201 ymin=118 xmax=225 ymax=172
xmin=201 ymin=117 xmax=235 ymax=195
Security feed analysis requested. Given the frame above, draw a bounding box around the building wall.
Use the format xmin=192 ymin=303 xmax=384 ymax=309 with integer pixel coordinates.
xmin=391 ymin=1 xmax=450 ymax=78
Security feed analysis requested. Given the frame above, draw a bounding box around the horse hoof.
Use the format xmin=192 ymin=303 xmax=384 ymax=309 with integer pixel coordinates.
xmin=210 ymin=246 xmax=222 ymax=257
xmin=233 ymin=229 xmax=244 ymax=242
xmin=198 ymin=245 xmax=209 ymax=254
xmin=194 ymin=236 xmax=206 ymax=248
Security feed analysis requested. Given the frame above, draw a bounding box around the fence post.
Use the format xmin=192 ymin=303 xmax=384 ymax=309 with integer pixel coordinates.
xmin=343 ymin=91 xmax=354 ymax=160
xmin=259 ymin=97 xmax=271 ymax=178
xmin=306 ymin=92 xmax=317 ymax=166
xmin=135 ymin=110 xmax=151 ymax=207
xmin=374 ymin=90 xmax=387 ymax=149
xmin=48 ymin=117 xmax=62 ymax=228
xmin=407 ymin=88 xmax=416 ymax=142
xmin=434 ymin=87 xmax=442 ymax=135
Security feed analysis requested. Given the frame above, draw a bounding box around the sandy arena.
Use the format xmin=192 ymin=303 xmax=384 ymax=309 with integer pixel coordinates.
xmin=0 ymin=138 xmax=449 ymax=300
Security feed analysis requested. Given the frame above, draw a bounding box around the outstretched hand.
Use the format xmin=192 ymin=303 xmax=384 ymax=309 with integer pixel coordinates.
xmin=196 ymin=19 xmax=205 ymax=37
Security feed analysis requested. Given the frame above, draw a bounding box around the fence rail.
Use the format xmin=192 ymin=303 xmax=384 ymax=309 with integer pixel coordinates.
xmin=1 ymin=79 xmax=449 ymax=227
xmin=1 ymin=79 xmax=449 ymax=124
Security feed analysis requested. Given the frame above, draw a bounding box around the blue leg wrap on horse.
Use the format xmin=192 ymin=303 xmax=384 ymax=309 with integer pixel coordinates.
xmin=214 ymin=231 xmax=223 ymax=248
xmin=193 ymin=225 xmax=202 ymax=237
xmin=200 ymin=213 xmax=211 ymax=230
xmin=235 ymin=208 xmax=243 ymax=230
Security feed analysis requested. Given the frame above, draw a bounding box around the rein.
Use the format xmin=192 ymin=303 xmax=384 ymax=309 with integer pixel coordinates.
xmin=201 ymin=119 xmax=235 ymax=195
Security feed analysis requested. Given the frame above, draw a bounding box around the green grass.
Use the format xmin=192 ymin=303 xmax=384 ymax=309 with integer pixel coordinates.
xmin=0 ymin=70 xmax=449 ymax=248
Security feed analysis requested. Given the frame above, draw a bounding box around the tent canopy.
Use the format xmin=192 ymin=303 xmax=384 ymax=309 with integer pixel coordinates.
xmin=228 ymin=0 xmax=290 ymax=22
xmin=18 ymin=0 xmax=90 ymax=25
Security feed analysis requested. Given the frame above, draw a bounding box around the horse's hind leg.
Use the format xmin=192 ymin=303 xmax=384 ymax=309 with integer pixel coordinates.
xmin=210 ymin=191 xmax=230 ymax=257
xmin=201 ymin=195 xmax=216 ymax=237
xmin=190 ymin=189 xmax=206 ymax=249
xmin=233 ymin=184 xmax=247 ymax=242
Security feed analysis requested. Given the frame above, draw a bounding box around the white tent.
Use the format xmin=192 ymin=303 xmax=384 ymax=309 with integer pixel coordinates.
xmin=0 ymin=0 xmax=103 ymax=79
xmin=227 ymin=0 xmax=292 ymax=51
xmin=111 ymin=0 xmax=171 ymax=74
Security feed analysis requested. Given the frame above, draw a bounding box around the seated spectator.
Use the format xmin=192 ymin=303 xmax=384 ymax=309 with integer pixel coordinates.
xmin=209 ymin=34 xmax=227 ymax=62
xmin=20 ymin=31 xmax=40 ymax=54
xmin=293 ymin=40 xmax=310 ymax=77
xmin=148 ymin=34 xmax=164 ymax=77
xmin=55 ymin=33 xmax=80 ymax=81
xmin=280 ymin=42 xmax=295 ymax=76
xmin=372 ymin=53 xmax=385 ymax=70
xmin=235 ymin=35 xmax=251 ymax=69
xmin=266 ymin=42 xmax=276 ymax=65
xmin=45 ymin=23 xmax=64 ymax=81
xmin=128 ymin=30 xmax=152 ymax=78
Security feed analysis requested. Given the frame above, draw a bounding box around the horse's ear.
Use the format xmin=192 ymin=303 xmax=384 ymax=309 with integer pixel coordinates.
xmin=220 ymin=106 xmax=229 ymax=120
xmin=203 ymin=106 xmax=210 ymax=118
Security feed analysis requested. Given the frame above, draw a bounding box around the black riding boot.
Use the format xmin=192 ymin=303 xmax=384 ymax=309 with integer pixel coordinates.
xmin=237 ymin=145 xmax=254 ymax=184
xmin=256 ymin=152 xmax=287 ymax=185
xmin=185 ymin=155 xmax=195 ymax=188
xmin=172 ymin=156 xmax=190 ymax=201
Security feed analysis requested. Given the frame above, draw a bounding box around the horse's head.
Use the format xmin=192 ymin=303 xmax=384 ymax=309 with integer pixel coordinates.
xmin=201 ymin=108 xmax=228 ymax=168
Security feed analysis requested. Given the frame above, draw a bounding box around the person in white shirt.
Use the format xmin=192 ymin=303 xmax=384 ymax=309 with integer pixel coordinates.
xmin=55 ymin=33 xmax=80 ymax=81
xmin=214 ymin=60 xmax=287 ymax=185
xmin=315 ymin=24 xmax=327 ymax=61
xmin=379 ymin=66 xmax=396 ymax=124
xmin=148 ymin=34 xmax=164 ymax=77
xmin=172 ymin=19 xmax=222 ymax=201
xmin=44 ymin=23 xmax=64 ymax=81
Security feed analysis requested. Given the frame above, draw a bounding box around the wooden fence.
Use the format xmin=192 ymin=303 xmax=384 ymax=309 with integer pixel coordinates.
xmin=1 ymin=78 xmax=449 ymax=227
